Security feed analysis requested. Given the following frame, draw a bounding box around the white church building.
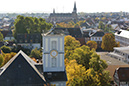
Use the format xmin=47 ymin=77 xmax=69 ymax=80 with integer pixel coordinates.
xmin=42 ymin=30 xmax=67 ymax=86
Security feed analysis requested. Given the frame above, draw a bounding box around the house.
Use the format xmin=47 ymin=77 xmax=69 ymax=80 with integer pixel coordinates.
xmin=98 ymin=52 xmax=129 ymax=81
xmin=42 ymin=29 xmax=67 ymax=85
xmin=115 ymin=29 xmax=129 ymax=46
xmin=4 ymin=30 xmax=15 ymax=41
xmin=16 ymin=33 xmax=41 ymax=49
xmin=0 ymin=50 xmax=47 ymax=86
xmin=108 ymin=46 xmax=129 ymax=64
xmin=82 ymin=28 xmax=105 ymax=48
xmin=90 ymin=29 xmax=105 ymax=48
xmin=114 ymin=67 xmax=129 ymax=86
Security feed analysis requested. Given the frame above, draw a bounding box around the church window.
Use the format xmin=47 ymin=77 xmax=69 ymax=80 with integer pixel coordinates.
xmin=52 ymin=58 xmax=56 ymax=67
xmin=52 ymin=41 xmax=57 ymax=49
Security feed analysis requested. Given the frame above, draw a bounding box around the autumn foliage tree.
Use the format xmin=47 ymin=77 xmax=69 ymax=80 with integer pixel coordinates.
xmin=30 ymin=48 xmax=42 ymax=59
xmin=0 ymin=32 xmax=3 ymax=41
xmin=0 ymin=51 xmax=16 ymax=67
xmin=64 ymin=35 xmax=80 ymax=59
xmin=101 ymin=33 xmax=119 ymax=51
xmin=0 ymin=45 xmax=11 ymax=53
xmin=65 ymin=52 xmax=111 ymax=86
xmin=66 ymin=60 xmax=87 ymax=86
xmin=0 ymin=54 xmax=3 ymax=67
xmin=86 ymin=41 xmax=97 ymax=50
xmin=70 ymin=45 xmax=94 ymax=69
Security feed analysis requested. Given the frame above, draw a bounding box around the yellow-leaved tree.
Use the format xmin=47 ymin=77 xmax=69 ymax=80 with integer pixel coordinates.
xmin=66 ymin=60 xmax=87 ymax=86
xmin=101 ymin=33 xmax=119 ymax=51
xmin=64 ymin=35 xmax=80 ymax=59
xmin=86 ymin=41 xmax=97 ymax=50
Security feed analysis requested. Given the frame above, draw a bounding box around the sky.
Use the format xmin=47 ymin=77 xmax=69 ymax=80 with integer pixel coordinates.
xmin=0 ymin=0 xmax=129 ymax=13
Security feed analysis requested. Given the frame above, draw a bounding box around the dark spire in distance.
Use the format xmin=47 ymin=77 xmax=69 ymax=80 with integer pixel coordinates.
xmin=53 ymin=8 xmax=55 ymax=13
xmin=73 ymin=1 xmax=77 ymax=13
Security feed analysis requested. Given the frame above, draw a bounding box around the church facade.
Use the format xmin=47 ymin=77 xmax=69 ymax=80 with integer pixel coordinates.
xmin=43 ymin=33 xmax=67 ymax=86
xmin=49 ymin=2 xmax=78 ymax=23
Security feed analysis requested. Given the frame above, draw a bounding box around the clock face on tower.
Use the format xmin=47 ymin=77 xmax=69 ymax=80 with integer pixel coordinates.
xmin=50 ymin=50 xmax=58 ymax=57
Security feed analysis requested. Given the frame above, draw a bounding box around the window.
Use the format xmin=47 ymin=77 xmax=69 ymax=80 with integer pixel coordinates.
xmin=52 ymin=41 xmax=57 ymax=49
xmin=52 ymin=58 xmax=56 ymax=67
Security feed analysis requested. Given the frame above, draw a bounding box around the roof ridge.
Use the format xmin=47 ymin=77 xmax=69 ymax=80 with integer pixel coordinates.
xmin=0 ymin=50 xmax=46 ymax=83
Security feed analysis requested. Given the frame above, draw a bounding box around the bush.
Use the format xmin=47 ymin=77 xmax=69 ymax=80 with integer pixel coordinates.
xmin=30 ymin=48 xmax=42 ymax=59
xmin=0 ymin=45 xmax=11 ymax=53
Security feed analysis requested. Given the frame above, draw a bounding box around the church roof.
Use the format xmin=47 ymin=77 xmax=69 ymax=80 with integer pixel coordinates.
xmin=45 ymin=27 xmax=82 ymax=38
xmin=50 ymin=13 xmax=73 ymax=17
xmin=0 ymin=50 xmax=47 ymax=86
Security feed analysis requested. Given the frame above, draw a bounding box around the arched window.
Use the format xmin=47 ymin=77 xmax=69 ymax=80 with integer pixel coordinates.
xmin=52 ymin=41 xmax=57 ymax=49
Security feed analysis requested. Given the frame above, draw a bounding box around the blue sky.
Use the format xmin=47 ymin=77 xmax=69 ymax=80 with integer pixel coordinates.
xmin=0 ymin=0 xmax=129 ymax=13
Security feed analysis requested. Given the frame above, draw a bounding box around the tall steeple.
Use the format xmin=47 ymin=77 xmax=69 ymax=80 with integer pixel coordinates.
xmin=53 ymin=8 xmax=55 ymax=14
xmin=73 ymin=1 xmax=77 ymax=13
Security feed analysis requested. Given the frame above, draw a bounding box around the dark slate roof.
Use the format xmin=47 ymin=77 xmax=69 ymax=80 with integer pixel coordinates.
xmin=44 ymin=71 xmax=67 ymax=82
xmin=90 ymin=30 xmax=105 ymax=37
xmin=50 ymin=13 xmax=72 ymax=17
xmin=0 ymin=50 xmax=47 ymax=86
xmin=16 ymin=33 xmax=41 ymax=43
xmin=115 ymin=67 xmax=129 ymax=82
xmin=46 ymin=27 xmax=82 ymax=38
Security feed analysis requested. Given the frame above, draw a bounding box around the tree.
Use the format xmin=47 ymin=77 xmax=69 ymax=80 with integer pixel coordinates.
xmin=66 ymin=60 xmax=87 ymax=86
xmin=1 ymin=52 xmax=16 ymax=67
xmin=0 ymin=32 xmax=3 ymax=41
xmin=0 ymin=45 xmax=11 ymax=53
xmin=30 ymin=48 xmax=42 ymax=59
xmin=70 ymin=45 xmax=95 ymax=69
xmin=104 ymin=24 xmax=114 ymax=33
xmin=0 ymin=54 xmax=3 ymax=67
xmin=89 ymin=53 xmax=111 ymax=86
xmin=98 ymin=21 xmax=105 ymax=30
xmin=86 ymin=41 xmax=97 ymax=50
xmin=13 ymin=15 xmax=52 ymax=38
xmin=64 ymin=35 xmax=80 ymax=59
xmin=101 ymin=33 xmax=119 ymax=51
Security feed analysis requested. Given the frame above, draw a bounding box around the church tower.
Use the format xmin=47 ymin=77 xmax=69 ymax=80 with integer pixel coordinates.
xmin=42 ymin=35 xmax=65 ymax=72
xmin=73 ymin=2 xmax=77 ymax=13
xmin=42 ymin=31 xmax=67 ymax=86
xmin=53 ymin=8 xmax=55 ymax=14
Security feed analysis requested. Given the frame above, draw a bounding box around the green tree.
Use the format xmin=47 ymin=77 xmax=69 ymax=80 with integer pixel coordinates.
xmin=101 ymin=33 xmax=119 ymax=51
xmin=89 ymin=53 xmax=111 ymax=86
xmin=86 ymin=41 xmax=97 ymax=50
xmin=64 ymin=35 xmax=81 ymax=59
xmin=0 ymin=45 xmax=11 ymax=53
xmin=0 ymin=32 xmax=3 ymax=41
xmin=70 ymin=45 xmax=95 ymax=69
xmin=98 ymin=21 xmax=105 ymax=30
xmin=13 ymin=15 xmax=52 ymax=38
xmin=30 ymin=48 xmax=42 ymax=59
